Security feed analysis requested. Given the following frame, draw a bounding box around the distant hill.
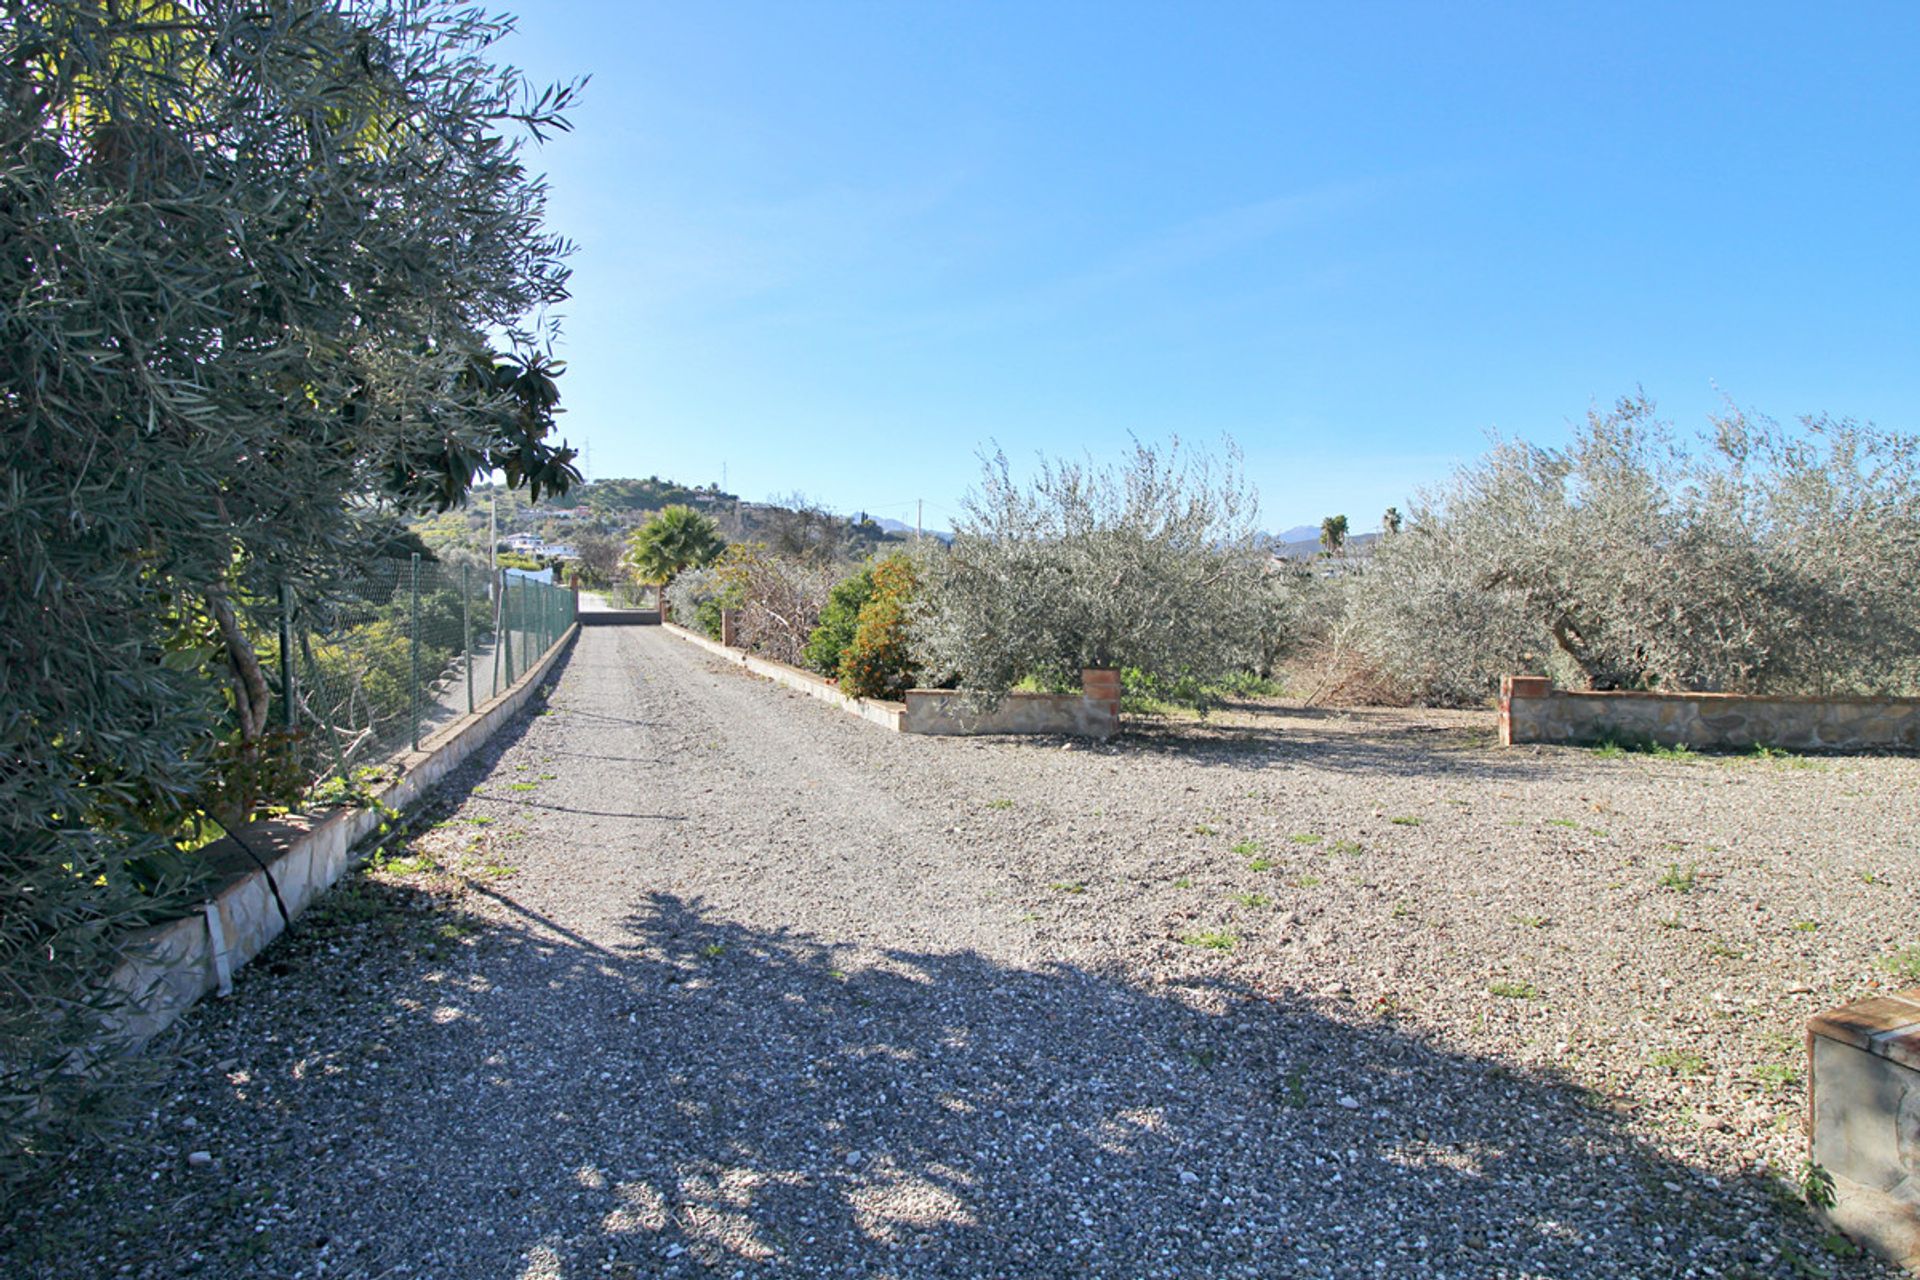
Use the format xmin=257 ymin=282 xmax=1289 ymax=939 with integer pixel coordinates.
xmin=872 ymin=516 xmax=953 ymax=543
xmin=1271 ymin=531 xmax=1381 ymax=562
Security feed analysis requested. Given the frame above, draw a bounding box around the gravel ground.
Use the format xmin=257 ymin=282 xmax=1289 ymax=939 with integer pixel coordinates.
xmin=8 ymin=626 xmax=1916 ymax=1279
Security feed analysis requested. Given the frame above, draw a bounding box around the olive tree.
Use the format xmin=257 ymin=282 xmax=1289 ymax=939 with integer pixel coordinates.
xmin=1 ymin=0 xmax=578 ymax=1173
xmin=1348 ymin=396 xmax=1920 ymax=701
xmin=913 ymin=438 xmax=1268 ymax=708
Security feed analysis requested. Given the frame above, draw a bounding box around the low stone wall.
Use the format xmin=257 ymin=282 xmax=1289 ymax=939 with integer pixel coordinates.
xmin=1499 ymin=676 xmax=1920 ymax=752
xmin=107 ymin=624 xmax=580 ymax=1045
xmin=660 ymin=623 xmax=1118 ymax=740
xmin=901 ymin=689 xmax=1117 ymax=739
xmin=1807 ymin=990 xmax=1920 ymax=1271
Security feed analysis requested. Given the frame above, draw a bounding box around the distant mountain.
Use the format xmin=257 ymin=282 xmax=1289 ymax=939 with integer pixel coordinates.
xmin=1271 ymin=531 xmax=1381 ymax=562
xmin=1270 ymin=524 xmax=1321 ymax=544
xmin=871 ymin=516 xmax=953 ymax=543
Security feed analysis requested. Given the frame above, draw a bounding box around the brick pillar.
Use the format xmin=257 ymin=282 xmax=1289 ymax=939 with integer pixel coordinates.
xmin=720 ymin=608 xmax=738 ymax=648
xmin=1499 ymin=675 xmax=1552 ymax=746
xmin=1081 ymin=667 xmax=1121 ymax=733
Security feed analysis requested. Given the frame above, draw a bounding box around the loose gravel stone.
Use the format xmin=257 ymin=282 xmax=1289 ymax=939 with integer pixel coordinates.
xmin=6 ymin=627 xmax=1910 ymax=1278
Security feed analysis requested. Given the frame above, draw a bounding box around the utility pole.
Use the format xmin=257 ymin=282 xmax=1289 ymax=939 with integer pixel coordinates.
xmin=916 ymin=499 xmax=923 ymax=542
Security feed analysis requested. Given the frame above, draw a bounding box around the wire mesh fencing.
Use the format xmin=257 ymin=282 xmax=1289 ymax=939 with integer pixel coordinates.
xmin=275 ymin=557 xmax=576 ymax=790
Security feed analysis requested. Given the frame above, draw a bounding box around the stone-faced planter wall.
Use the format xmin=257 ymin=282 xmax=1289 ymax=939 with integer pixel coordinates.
xmin=1499 ymin=676 xmax=1920 ymax=752
xmin=661 ymin=622 xmax=1118 ymax=740
xmin=106 ymin=624 xmax=580 ymax=1046
xmin=1807 ymin=990 xmax=1920 ymax=1272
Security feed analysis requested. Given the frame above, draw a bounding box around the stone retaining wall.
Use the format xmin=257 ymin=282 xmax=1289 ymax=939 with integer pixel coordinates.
xmin=107 ymin=624 xmax=580 ymax=1045
xmin=661 ymin=622 xmax=1117 ymax=740
xmin=1499 ymin=676 xmax=1920 ymax=752
xmin=1807 ymin=990 xmax=1920 ymax=1271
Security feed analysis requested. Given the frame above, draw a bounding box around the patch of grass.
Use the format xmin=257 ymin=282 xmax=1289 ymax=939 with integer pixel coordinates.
xmin=1545 ymin=818 xmax=1579 ymax=829
xmin=1329 ymin=839 xmax=1363 ymax=857
xmin=1391 ymin=900 xmax=1413 ymax=919
xmin=1592 ymin=740 xmax=1627 ymax=759
xmin=986 ymin=798 xmax=1014 ymax=810
xmin=1751 ymin=1062 xmax=1802 ymax=1092
xmin=702 ymin=943 xmax=725 ymax=958
xmin=1230 ymin=892 xmax=1270 ymax=908
xmin=1389 ymin=815 xmax=1423 ymax=827
xmin=1287 ymin=833 xmax=1322 ymax=846
xmin=1293 ymin=874 xmax=1322 ymax=889
xmin=375 ymin=851 xmax=438 ymax=877
xmin=435 ymin=919 xmax=479 ymax=941
xmin=1509 ymin=913 xmax=1549 ymax=929
xmin=507 ymin=781 xmax=539 ymax=792
xmin=1656 ymin=915 xmax=1683 ymax=930
xmin=1246 ymin=856 xmax=1273 ymax=872
xmin=1793 ymin=920 xmax=1820 ymax=932
xmin=1181 ymin=929 xmax=1238 ymax=951
xmin=1658 ymin=863 xmax=1700 ymax=893
xmin=1649 ymin=1048 xmax=1707 ymax=1077
xmin=1877 ymin=945 xmax=1920 ymax=983
xmin=1231 ymin=838 xmax=1264 ymax=857
xmin=1192 ymin=823 xmax=1216 ymax=836
xmin=1277 ymin=1069 xmax=1307 ymax=1108
xmin=1048 ymin=880 xmax=1087 ymax=894
xmin=1649 ymin=741 xmax=1695 ymax=761
xmin=1487 ymin=979 xmax=1539 ymax=1000
xmin=1705 ymin=938 xmax=1746 ymax=960
xmin=466 ymin=815 xmax=497 ymax=826
xmin=1172 ymin=876 xmax=1192 ymax=889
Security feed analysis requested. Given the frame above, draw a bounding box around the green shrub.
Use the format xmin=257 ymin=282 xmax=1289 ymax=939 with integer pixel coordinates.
xmin=802 ymin=565 xmax=876 ymax=676
xmin=839 ymin=555 xmax=919 ymax=699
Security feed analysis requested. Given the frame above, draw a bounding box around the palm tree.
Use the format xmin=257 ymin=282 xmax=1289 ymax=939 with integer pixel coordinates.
xmin=624 ymin=505 xmax=724 ymax=615
xmin=1319 ymin=513 xmax=1349 ymax=556
xmin=1382 ymin=506 xmax=1403 ymax=536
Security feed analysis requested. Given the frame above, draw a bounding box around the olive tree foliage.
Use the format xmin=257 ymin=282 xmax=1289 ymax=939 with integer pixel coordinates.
xmin=1347 ymin=396 xmax=1920 ymax=702
xmin=1 ymin=0 xmax=578 ymax=1173
xmin=913 ymin=439 xmax=1268 ymax=707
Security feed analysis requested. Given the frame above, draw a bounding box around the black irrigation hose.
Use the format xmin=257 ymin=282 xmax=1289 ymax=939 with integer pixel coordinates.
xmin=223 ymin=825 xmax=292 ymax=929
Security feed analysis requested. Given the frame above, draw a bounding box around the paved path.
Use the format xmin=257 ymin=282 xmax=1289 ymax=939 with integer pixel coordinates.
xmin=9 ymin=627 xmax=1895 ymax=1279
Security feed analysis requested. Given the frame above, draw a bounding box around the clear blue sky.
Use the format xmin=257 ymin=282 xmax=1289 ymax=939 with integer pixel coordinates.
xmin=499 ymin=2 xmax=1919 ymax=533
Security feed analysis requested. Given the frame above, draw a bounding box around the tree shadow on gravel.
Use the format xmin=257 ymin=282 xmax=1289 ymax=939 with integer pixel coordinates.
xmin=1112 ymin=719 xmax=1561 ymax=782
xmin=16 ymin=888 xmax=1873 ymax=1279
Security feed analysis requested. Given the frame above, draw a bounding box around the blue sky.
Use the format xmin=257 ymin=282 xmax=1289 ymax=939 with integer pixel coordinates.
xmin=499 ymin=2 xmax=1919 ymax=533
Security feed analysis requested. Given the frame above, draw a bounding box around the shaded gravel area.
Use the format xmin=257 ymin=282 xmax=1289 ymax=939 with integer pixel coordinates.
xmin=9 ymin=626 xmax=1915 ymax=1278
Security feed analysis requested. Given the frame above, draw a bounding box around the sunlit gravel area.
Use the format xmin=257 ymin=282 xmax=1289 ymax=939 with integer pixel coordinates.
xmin=8 ymin=625 xmax=1915 ymax=1278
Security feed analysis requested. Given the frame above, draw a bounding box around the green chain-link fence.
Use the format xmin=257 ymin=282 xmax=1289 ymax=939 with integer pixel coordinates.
xmin=276 ymin=557 xmax=576 ymax=789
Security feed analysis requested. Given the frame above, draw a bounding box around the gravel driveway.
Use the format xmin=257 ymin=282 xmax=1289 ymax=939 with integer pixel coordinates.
xmin=9 ymin=626 xmax=1914 ymax=1278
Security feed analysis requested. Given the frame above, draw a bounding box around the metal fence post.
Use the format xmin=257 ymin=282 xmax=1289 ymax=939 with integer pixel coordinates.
xmin=279 ymin=582 xmax=297 ymax=734
xmin=409 ymin=553 xmax=421 ymax=751
xmin=491 ymin=570 xmax=503 ymax=697
xmin=502 ymin=571 xmax=514 ymax=685
xmin=463 ymin=562 xmax=474 ymax=714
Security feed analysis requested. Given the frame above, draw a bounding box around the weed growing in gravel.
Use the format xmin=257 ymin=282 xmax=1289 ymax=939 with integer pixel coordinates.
xmin=1391 ymin=900 xmax=1412 ymax=919
xmin=1751 ymin=1062 xmax=1801 ymax=1092
xmin=1193 ymin=823 xmax=1216 ymax=836
xmin=1246 ymin=856 xmax=1273 ymax=872
xmin=375 ymin=851 xmax=438 ymax=877
xmin=1287 ymin=833 xmax=1322 ymax=846
xmin=1293 ymin=874 xmax=1321 ymax=889
xmin=1230 ymin=892 xmax=1270 ymax=908
xmin=1172 ymin=876 xmax=1192 ymax=889
xmin=1592 ymin=740 xmax=1627 ymax=759
xmin=987 ymin=798 xmax=1014 ymax=810
xmin=1656 ymin=915 xmax=1682 ymax=930
xmin=1509 ymin=913 xmax=1549 ymax=929
xmin=1389 ymin=816 xmax=1422 ymax=827
xmin=1181 ymin=929 xmax=1238 ymax=950
xmin=1231 ymin=838 xmax=1264 ymax=856
xmin=1878 ymin=945 xmax=1920 ymax=983
xmin=1650 ymin=742 xmax=1695 ymax=761
xmin=1048 ymin=880 xmax=1087 ymax=894
xmin=1705 ymin=938 xmax=1746 ymax=960
xmin=702 ymin=944 xmax=725 ymax=958
xmin=1487 ymin=979 xmax=1538 ymax=999
xmin=507 ymin=782 xmax=538 ymax=792
xmin=1658 ymin=863 xmax=1699 ymax=893
xmin=1793 ymin=920 xmax=1820 ymax=932
xmin=1278 ymin=1070 xmax=1307 ymax=1107
xmin=1545 ymin=818 xmax=1578 ymax=828
xmin=1649 ymin=1049 xmax=1707 ymax=1077
xmin=1859 ymin=869 xmax=1884 ymax=886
